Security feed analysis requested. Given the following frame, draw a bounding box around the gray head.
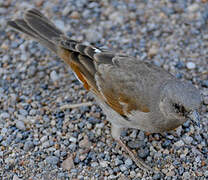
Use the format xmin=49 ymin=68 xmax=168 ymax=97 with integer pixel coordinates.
xmin=159 ymin=80 xmax=201 ymax=130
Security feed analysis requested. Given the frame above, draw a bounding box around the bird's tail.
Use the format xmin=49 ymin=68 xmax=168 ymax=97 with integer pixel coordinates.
xmin=8 ymin=8 xmax=63 ymax=53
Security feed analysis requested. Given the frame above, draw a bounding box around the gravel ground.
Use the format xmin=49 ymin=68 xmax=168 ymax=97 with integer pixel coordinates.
xmin=0 ymin=0 xmax=208 ymax=179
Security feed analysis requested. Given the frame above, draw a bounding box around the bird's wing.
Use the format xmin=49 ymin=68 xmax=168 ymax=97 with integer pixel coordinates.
xmin=58 ymin=38 xmax=152 ymax=115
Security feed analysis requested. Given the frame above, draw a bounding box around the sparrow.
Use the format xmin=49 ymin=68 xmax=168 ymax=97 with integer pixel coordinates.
xmin=8 ymin=9 xmax=201 ymax=171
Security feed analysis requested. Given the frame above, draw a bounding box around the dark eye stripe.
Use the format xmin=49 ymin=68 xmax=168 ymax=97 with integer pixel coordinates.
xmin=173 ymin=103 xmax=186 ymax=114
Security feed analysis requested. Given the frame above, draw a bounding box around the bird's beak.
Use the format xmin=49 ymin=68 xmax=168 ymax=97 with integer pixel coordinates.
xmin=188 ymin=110 xmax=200 ymax=127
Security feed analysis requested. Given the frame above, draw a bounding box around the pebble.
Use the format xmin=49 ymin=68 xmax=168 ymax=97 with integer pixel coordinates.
xmin=182 ymin=172 xmax=190 ymax=179
xmin=100 ymin=160 xmax=108 ymax=168
xmin=1 ymin=128 xmax=7 ymax=135
xmin=85 ymin=29 xmax=102 ymax=43
xmin=91 ymin=162 xmax=99 ymax=167
xmin=61 ymin=155 xmax=74 ymax=170
xmin=69 ymin=137 xmax=77 ymax=143
xmin=79 ymin=135 xmax=90 ymax=149
xmin=124 ymin=158 xmax=133 ymax=167
xmin=202 ymin=80 xmax=208 ymax=88
xmin=0 ymin=112 xmax=10 ymax=119
xmin=115 ymin=158 xmax=123 ymax=166
xmin=148 ymin=45 xmax=158 ymax=57
xmin=205 ymin=171 xmax=208 ymax=177
xmin=23 ymin=140 xmax=34 ymax=151
xmin=13 ymin=175 xmax=21 ymax=180
xmin=40 ymin=136 xmax=48 ymax=143
xmin=186 ymin=62 xmax=196 ymax=69
xmin=174 ymin=140 xmax=185 ymax=147
xmin=129 ymin=171 xmax=136 ymax=178
xmin=153 ymin=173 xmax=161 ymax=180
xmin=19 ymin=109 xmax=28 ymax=116
xmin=109 ymin=12 xmax=123 ymax=24
xmin=138 ymin=147 xmax=149 ymax=158
xmin=183 ymin=136 xmax=193 ymax=144
xmin=70 ymin=11 xmax=81 ymax=19
xmin=50 ymin=70 xmax=59 ymax=82
xmin=128 ymin=140 xmax=145 ymax=149
xmin=187 ymin=4 xmax=199 ymax=12
xmin=54 ymin=20 xmax=65 ymax=31
xmin=15 ymin=120 xmax=26 ymax=131
xmin=45 ymin=156 xmax=59 ymax=165
xmin=62 ymin=6 xmax=71 ymax=16
xmin=119 ymin=164 xmax=127 ymax=172
xmin=162 ymin=139 xmax=171 ymax=148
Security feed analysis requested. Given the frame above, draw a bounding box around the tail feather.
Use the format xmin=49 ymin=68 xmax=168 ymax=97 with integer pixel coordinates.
xmin=24 ymin=9 xmax=63 ymax=41
xmin=7 ymin=19 xmax=36 ymax=38
xmin=8 ymin=8 xmax=64 ymax=53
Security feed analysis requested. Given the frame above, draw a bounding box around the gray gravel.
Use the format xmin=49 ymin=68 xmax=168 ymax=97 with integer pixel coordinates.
xmin=1 ymin=0 xmax=208 ymax=179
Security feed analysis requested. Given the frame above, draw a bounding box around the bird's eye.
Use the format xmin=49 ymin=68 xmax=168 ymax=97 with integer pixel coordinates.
xmin=173 ymin=103 xmax=186 ymax=114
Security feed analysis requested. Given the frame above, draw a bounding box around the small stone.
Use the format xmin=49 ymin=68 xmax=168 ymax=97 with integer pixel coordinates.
xmin=0 ymin=112 xmax=10 ymax=119
xmin=187 ymin=4 xmax=199 ymax=12
xmin=15 ymin=120 xmax=26 ymax=131
xmin=130 ymin=130 xmax=137 ymax=138
xmin=23 ymin=140 xmax=34 ymax=151
xmin=162 ymin=140 xmax=171 ymax=148
xmin=109 ymin=12 xmax=123 ymax=24
xmin=19 ymin=109 xmax=28 ymax=116
xmin=70 ymin=11 xmax=81 ymax=19
xmin=40 ymin=136 xmax=48 ymax=143
xmin=183 ymin=136 xmax=193 ymax=144
xmin=20 ymin=54 xmax=27 ymax=61
xmin=69 ymin=144 xmax=76 ymax=151
xmin=174 ymin=140 xmax=184 ymax=147
xmin=50 ymin=70 xmax=59 ymax=82
xmin=79 ymin=135 xmax=90 ymax=149
xmin=138 ymin=147 xmax=149 ymax=158
xmin=45 ymin=156 xmax=59 ymax=165
xmin=62 ymin=6 xmax=71 ymax=16
xmin=203 ymin=96 xmax=208 ymax=105
xmin=69 ymin=137 xmax=77 ymax=143
xmin=125 ymin=158 xmax=133 ymax=167
xmin=42 ymin=141 xmax=50 ymax=148
xmin=202 ymin=80 xmax=208 ymax=88
xmin=128 ymin=140 xmax=145 ymax=149
xmin=153 ymin=173 xmax=161 ymax=180
xmin=186 ymin=62 xmax=196 ymax=69
xmin=85 ymin=29 xmax=102 ymax=43
xmin=166 ymin=170 xmax=175 ymax=176
xmin=129 ymin=171 xmax=136 ymax=178
xmin=148 ymin=45 xmax=158 ymax=57
xmin=204 ymin=170 xmax=208 ymax=177
xmin=183 ymin=172 xmax=190 ymax=179
xmin=137 ymin=131 xmax=145 ymax=140
xmin=54 ymin=20 xmax=65 ymax=31
xmin=1 ymin=128 xmax=7 ymax=135
xmin=100 ymin=160 xmax=108 ymax=168
xmin=91 ymin=162 xmax=99 ymax=167
xmin=13 ymin=175 xmax=21 ymax=180
xmin=115 ymin=158 xmax=123 ymax=166
xmin=119 ymin=164 xmax=127 ymax=172
xmin=61 ymin=155 xmax=74 ymax=170
xmin=54 ymin=150 xmax=60 ymax=157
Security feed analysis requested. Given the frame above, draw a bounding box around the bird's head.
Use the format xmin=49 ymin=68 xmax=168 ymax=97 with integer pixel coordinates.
xmin=159 ymin=80 xmax=201 ymax=130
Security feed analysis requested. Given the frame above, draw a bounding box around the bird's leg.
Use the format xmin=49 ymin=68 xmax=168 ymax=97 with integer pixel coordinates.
xmin=111 ymin=123 xmax=153 ymax=172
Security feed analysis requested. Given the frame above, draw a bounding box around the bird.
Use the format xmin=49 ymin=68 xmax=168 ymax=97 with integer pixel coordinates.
xmin=8 ymin=8 xmax=201 ymax=171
